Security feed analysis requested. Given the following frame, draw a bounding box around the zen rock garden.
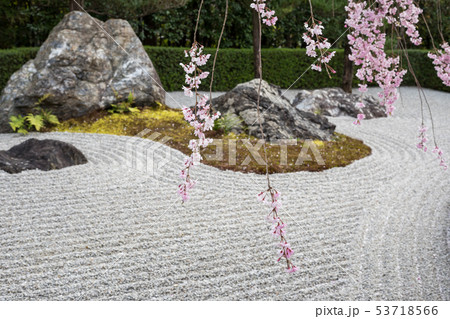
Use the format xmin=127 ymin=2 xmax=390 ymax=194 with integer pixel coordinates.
xmin=0 ymin=4 xmax=449 ymax=303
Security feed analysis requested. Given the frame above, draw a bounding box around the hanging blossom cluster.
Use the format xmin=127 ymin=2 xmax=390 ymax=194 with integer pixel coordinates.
xmin=251 ymin=1 xmax=297 ymax=273
xmin=388 ymin=0 xmax=422 ymax=45
xmin=303 ymin=20 xmax=336 ymax=75
xmin=416 ymin=125 xmax=448 ymax=170
xmin=180 ymin=43 xmax=211 ymax=98
xmin=250 ymin=0 xmax=278 ymax=26
xmin=345 ymin=0 xmax=422 ymax=119
xmin=433 ymin=146 xmax=448 ymax=170
xmin=428 ymin=42 xmax=450 ymax=87
xmin=178 ymin=43 xmax=220 ymax=202
xmin=416 ymin=125 xmax=428 ymax=152
xmin=257 ymin=189 xmax=298 ymax=273
xmin=352 ymin=84 xmax=368 ymax=125
xmin=353 ymin=113 xmax=366 ymax=125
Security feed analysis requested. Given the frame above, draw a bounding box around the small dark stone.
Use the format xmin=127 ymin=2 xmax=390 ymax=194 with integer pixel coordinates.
xmin=0 ymin=138 xmax=87 ymax=174
xmin=211 ymin=79 xmax=336 ymax=141
xmin=292 ymin=88 xmax=387 ymax=119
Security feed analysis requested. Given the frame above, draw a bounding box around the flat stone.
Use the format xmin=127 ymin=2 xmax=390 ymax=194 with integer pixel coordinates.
xmin=0 ymin=138 xmax=87 ymax=174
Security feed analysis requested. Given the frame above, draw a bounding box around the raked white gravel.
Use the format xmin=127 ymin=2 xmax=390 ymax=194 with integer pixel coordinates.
xmin=0 ymin=87 xmax=449 ymax=300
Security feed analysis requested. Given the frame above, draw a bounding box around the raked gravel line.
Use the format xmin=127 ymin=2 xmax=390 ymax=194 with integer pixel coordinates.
xmin=0 ymin=87 xmax=449 ymax=300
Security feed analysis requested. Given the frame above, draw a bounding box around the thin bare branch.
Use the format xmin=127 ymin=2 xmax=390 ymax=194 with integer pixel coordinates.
xmin=209 ymin=0 xmax=229 ymax=107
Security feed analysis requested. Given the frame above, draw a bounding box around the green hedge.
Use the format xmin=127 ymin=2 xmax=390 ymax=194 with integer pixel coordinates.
xmin=0 ymin=47 xmax=40 ymax=92
xmin=1 ymin=46 xmax=448 ymax=93
xmin=147 ymin=47 xmax=349 ymax=91
xmin=147 ymin=47 xmax=450 ymax=92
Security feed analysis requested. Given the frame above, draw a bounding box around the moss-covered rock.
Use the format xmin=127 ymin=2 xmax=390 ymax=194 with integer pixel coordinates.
xmin=50 ymin=105 xmax=371 ymax=174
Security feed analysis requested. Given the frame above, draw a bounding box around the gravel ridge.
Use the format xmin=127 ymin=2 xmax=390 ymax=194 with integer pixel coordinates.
xmin=0 ymin=87 xmax=449 ymax=300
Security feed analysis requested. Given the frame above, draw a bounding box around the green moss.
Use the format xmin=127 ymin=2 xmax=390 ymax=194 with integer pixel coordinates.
xmin=51 ymin=106 xmax=371 ymax=174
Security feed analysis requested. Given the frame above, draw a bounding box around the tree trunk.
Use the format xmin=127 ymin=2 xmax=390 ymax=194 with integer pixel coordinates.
xmin=252 ymin=9 xmax=261 ymax=79
xmin=342 ymin=41 xmax=353 ymax=93
xmin=69 ymin=0 xmax=84 ymax=11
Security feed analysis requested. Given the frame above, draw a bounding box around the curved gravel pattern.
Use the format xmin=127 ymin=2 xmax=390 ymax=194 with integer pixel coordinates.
xmin=0 ymin=87 xmax=449 ymax=300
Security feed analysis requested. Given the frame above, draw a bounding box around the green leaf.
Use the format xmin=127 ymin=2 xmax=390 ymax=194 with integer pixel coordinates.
xmin=45 ymin=114 xmax=60 ymax=125
xmin=127 ymin=91 xmax=135 ymax=104
xmin=35 ymin=93 xmax=52 ymax=106
xmin=9 ymin=115 xmax=26 ymax=132
xmin=214 ymin=113 xmax=243 ymax=134
xmin=17 ymin=128 xmax=29 ymax=135
xmin=128 ymin=107 xmax=140 ymax=113
xmin=26 ymin=114 xmax=44 ymax=131
xmin=38 ymin=108 xmax=60 ymax=126
xmin=112 ymin=89 xmax=120 ymax=99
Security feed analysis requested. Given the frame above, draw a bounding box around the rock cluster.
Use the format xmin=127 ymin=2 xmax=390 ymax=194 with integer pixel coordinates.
xmin=292 ymin=88 xmax=386 ymax=119
xmin=211 ymin=79 xmax=336 ymax=141
xmin=0 ymin=11 xmax=165 ymax=132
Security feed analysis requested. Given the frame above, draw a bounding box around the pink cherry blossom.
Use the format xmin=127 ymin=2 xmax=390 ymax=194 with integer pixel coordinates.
xmin=345 ymin=0 xmax=422 ymax=116
xmin=311 ymin=64 xmax=322 ymax=72
xmin=432 ymin=146 xmax=448 ymax=170
xmin=303 ymin=19 xmax=336 ymax=76
xmin=428 ymin=42 xmax=450 ymax=87
xmin=257 ymin=191 xmax=266 ymax=203
xmin=178 ymin=42 xmax=220 ymax=202
xmin=286 ymin=265 xmax=298 ymax=273
xmin=250 ymin=0 xmax=278 ymax=27
xmin=353 ymin=113 xmax=365 ymax=125
xmin=181 ymin=43 xmax=212 ymax=98
xmin=416 ymin=125 xmax=428 ymax=152
xmin=179 ymin=62 xmax=195 ymax=74
xmin=259 ymin=188 xmax=297 ymax=272
xmin=278 ymin=242 xmax=294 ymax=260
xmin=272 ymin=221 xmax=286 ymax=237
xmin=358 ymin=84 xmax=368 ymax=93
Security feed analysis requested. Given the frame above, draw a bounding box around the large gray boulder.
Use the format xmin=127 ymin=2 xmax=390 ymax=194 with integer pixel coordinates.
xmin=292 ymin=88 xmax=386 ymax=119
xmin=0 ymin=138 xmax=87 ymax=174
xmin=0 ymin=11 xmax=165 ymax=133
xmin=211 ymin=79 xmax=335 ymax=141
